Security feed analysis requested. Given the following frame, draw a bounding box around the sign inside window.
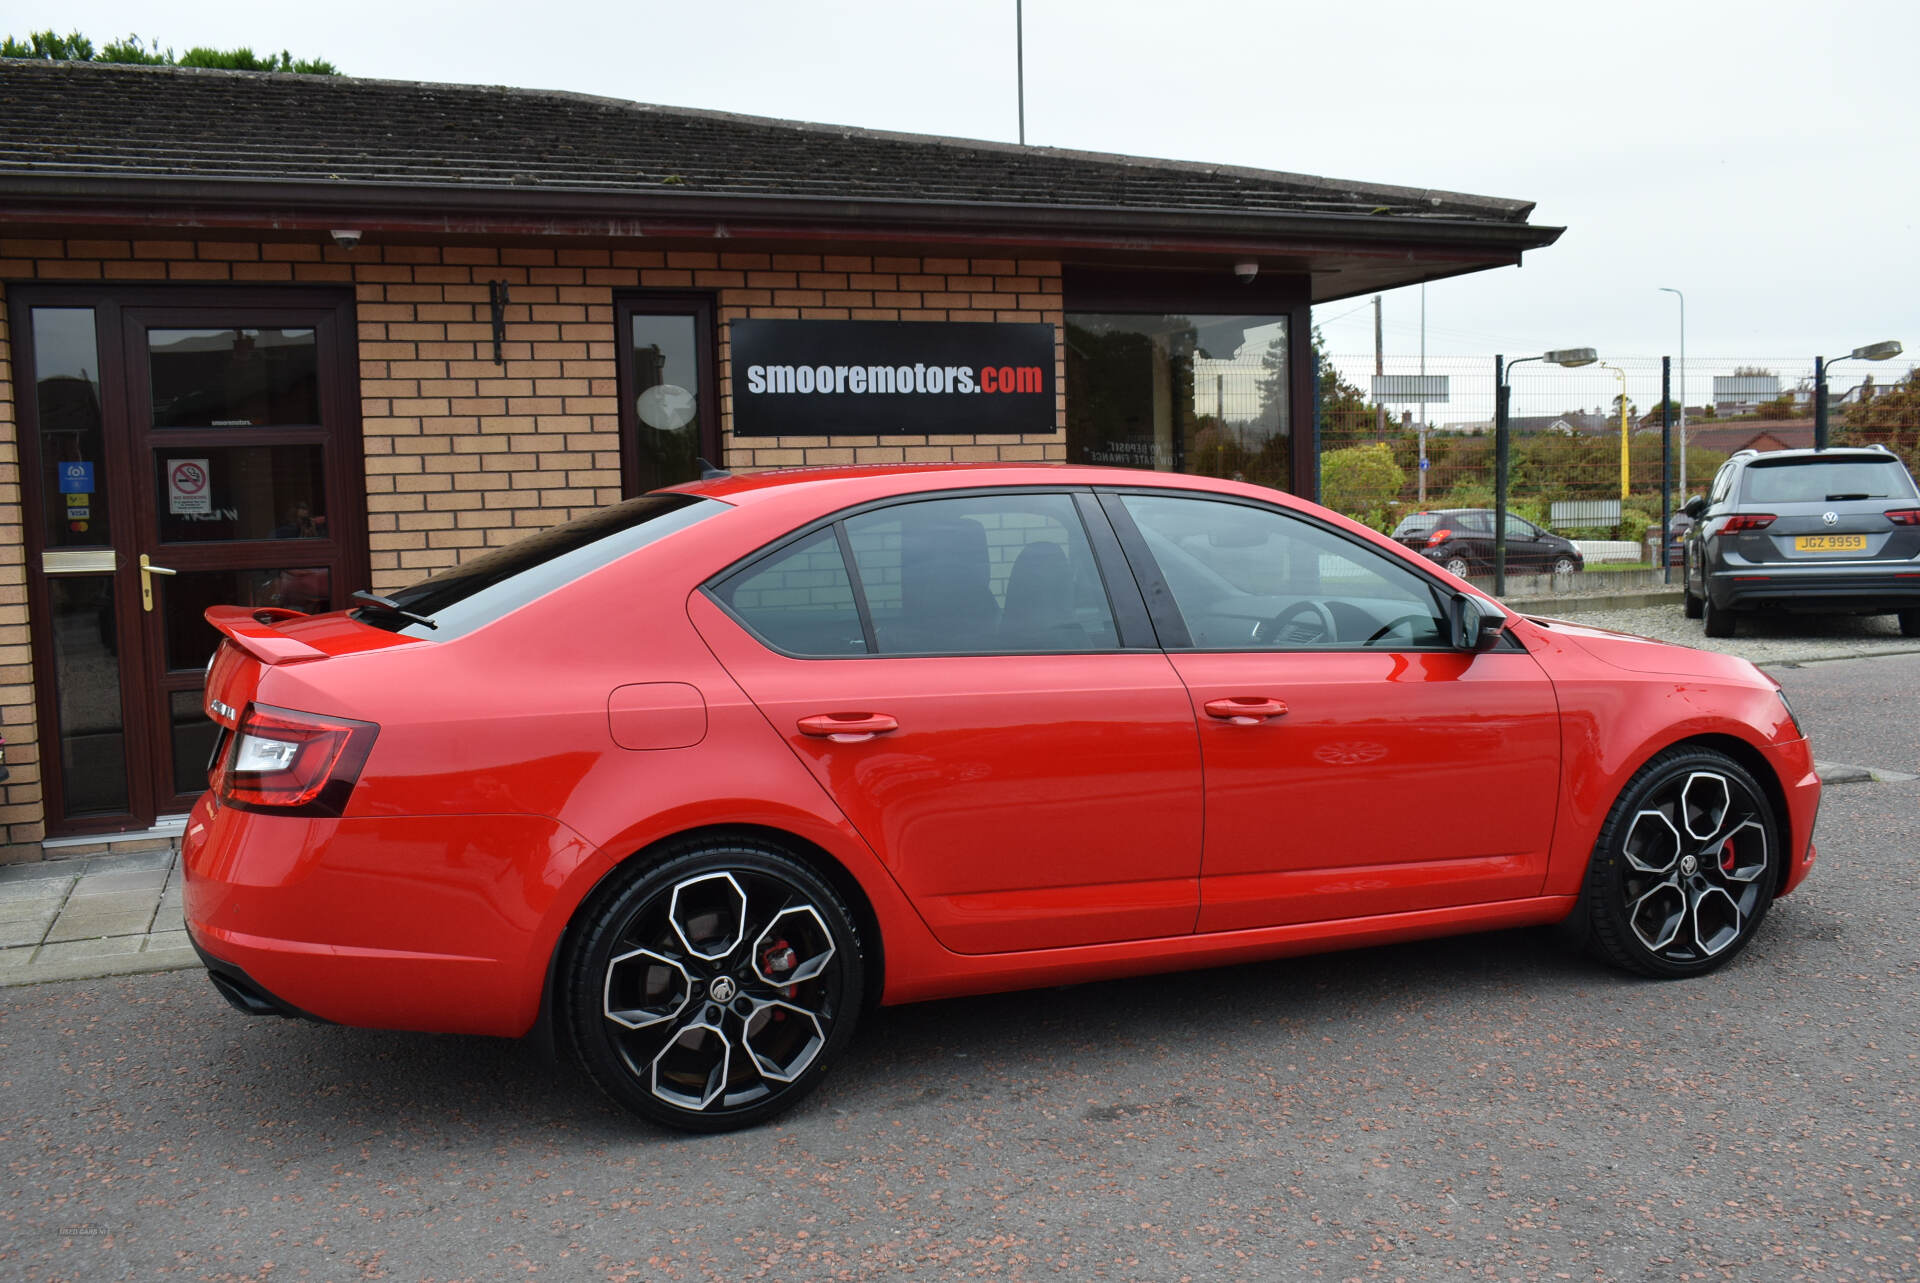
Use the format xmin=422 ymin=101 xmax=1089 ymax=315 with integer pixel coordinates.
xmin=730 ymin=320 xmax=1055 ymax=437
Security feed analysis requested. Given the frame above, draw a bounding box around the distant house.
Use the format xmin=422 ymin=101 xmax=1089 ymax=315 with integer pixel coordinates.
xmin=1713 ymin=374 xmax=1782 ymax=416
xmin=1681 ymin=421 xmax=1814 ymax=455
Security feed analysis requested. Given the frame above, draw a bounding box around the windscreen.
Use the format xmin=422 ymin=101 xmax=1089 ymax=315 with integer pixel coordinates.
xmin=355 ymin=494 xmax=725 ymax=639
xmin=1742 ymin=458 xmax=1916 ymax=504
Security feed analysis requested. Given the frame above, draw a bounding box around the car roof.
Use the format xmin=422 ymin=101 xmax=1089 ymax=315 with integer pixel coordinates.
xmin=1733 ymin=447 xmax=1902 ymax=466
xmin=661 ymin=461 xmax=1309 ymax=508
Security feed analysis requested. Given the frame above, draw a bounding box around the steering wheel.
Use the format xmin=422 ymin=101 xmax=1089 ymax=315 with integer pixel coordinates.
xmin=1257 ymin=599 xmax=1338 ymax=646
xmin=1363 ymin=613 xmax=1433 ymax=645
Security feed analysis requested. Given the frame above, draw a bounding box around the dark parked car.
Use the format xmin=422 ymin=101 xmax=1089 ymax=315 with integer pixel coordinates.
xmin=1391 ymin=508 xmax=1584 ymax=579
xmin=1662 ymin=512 xmax=1693 ymax=568
xmin=1682 ymin=446 xmax=1920 ymax=638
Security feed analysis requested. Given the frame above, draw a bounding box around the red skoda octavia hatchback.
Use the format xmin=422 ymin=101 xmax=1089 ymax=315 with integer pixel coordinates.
xmin=185 ymin=465 xmax=1819 ymax=1131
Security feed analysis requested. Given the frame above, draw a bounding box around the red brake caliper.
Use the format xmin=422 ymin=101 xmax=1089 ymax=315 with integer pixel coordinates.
xmin=761 ymin=938 xmax=798 ymax=1001
xmin=1720 ymin=839 xmax=1738 ymax=873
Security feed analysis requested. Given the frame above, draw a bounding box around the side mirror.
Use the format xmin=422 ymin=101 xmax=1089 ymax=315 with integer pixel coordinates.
xmin=1682 ymin=495 xmax=1707 ymax=519
xmin=1448 ymin=593 xmax=1508 ymax=651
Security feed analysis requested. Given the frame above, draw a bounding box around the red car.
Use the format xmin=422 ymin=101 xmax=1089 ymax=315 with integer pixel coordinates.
xmin=184 ymin=465 xmax=1819 ymax=1131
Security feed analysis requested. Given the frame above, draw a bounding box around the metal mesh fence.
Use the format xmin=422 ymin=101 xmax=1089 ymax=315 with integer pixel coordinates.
xmin=1314 ymin=353 xmax=1920 ymax=558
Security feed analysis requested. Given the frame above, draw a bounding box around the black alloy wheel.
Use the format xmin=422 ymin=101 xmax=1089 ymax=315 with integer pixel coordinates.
xmin=1573 ymin=747 xmax=1779 ymax=978
xmin=563 ymin=839 xmax=865 ymax=1132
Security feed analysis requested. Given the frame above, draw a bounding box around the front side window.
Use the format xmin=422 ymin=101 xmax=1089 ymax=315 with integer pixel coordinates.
xmin=843 ymin=493 xmax=1119 ymax=654
xmin=1065 ymin=312 xmax=1289 ymax=491
xmin=1118 ymin=493 xmax=1447 ymax=650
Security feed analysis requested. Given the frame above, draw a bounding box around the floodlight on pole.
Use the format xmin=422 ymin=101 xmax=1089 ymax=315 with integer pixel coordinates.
xmin=1814 ymin=339 xmax=1904 ymax=449
xmin=1658 ymin=287 xmax=1685 ymax=501
xmin=1494 ymin=346 xmax=1599 ymax=594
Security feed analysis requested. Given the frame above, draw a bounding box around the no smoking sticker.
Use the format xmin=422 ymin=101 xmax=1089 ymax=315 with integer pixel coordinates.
xmin=168 ymin=458 xmax=211 ymax=515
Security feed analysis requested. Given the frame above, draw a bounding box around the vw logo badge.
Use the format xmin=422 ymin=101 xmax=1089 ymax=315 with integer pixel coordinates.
xmin=1822 ymin=511 xmax=1838 ymax=526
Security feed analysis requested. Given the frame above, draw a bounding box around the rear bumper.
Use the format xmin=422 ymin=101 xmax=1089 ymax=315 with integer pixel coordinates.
xmin=181 ymin=792 xmax=612 ymax=1037
xmin=1708 ymin=564 xmax=1920 ymax=613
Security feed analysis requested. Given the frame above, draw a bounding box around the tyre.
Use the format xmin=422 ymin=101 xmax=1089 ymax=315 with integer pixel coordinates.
xmin=562 ymin=838 xmax=865 ymax=1132
xmin=1900 ymin=609 xmax=1920 ymax=638
xmin=1702 ymin=595 xmax=1734 ymax=638
xmin=1551 ymin=555 xmax=1577 ymax=577
xmin=1683 ymin=585 xmax=1704 ymax=619
xmin=1568 ymin=747 xmax=1779 ymax=978
xmin=1444 ymin=555 xmax=1472 ymax=578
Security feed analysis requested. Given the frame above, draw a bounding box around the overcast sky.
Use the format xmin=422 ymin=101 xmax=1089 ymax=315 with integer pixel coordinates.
xmin=18 ymin=0 xmax=1918 ymax=401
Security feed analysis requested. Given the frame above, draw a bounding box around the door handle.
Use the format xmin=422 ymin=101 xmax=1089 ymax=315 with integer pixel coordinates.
xmin=797 ymin=712 xmax=899 ymax=742
xmin=138 ymin=553 xmax=177 ymax=613
xmin=1203 ymin=696 xmax=1289 ymax=725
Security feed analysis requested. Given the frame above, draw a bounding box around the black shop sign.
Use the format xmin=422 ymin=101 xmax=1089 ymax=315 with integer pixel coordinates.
xmin=730 ymin=319 xmax=1055 ymax=437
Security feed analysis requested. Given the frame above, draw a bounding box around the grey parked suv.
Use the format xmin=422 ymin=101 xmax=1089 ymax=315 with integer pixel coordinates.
xmin=1681 ymin=446 xmax=1920 ymax=638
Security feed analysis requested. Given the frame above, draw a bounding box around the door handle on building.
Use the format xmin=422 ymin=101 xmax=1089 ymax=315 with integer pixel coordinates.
xmin=138 ymin=553 xmax=176 ymax=612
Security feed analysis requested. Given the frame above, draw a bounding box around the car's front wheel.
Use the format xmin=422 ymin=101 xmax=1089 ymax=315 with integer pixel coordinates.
xmin=562 ymin=838 xmax=865 ymax=1132
xmin=1551 ymin=554 xmax=1578 ymax=577
xmin=1570 ymin=747 xmax=1779 ymax=978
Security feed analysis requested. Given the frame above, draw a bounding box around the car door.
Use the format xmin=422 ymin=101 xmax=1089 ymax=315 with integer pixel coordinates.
xmin=1504 ymin=513 xmax=1546 ymax=571
xmin=1102 ymin=490 xmax=1563 ymax=933
xmin=690 ymin=489 xmax=1204 ymax=955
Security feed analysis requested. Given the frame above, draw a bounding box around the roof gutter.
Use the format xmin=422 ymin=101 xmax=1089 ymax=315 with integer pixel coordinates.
xmin=0 ymin=173 xmax=1564 ymax=258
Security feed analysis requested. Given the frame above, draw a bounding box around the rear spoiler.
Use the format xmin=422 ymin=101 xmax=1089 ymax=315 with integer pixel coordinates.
xmin=205 ymin=605 xmax=328 ymax=665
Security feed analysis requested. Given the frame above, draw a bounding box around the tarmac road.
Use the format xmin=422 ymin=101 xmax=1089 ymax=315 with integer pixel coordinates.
xmin=3 ymin=657 xmax=1917 ymax=1282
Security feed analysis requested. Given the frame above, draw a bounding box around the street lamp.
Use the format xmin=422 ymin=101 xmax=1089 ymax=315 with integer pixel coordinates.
xmin=1658 ymin=287 xmax=1685 ymax=498
xmin=1814 ymin=341 xmax=1904 ymax=449
xmin=1598 ymin=363 xmax=1630 ymax=500
xmin=1494 ymin=347 xmax=1599 ymax=594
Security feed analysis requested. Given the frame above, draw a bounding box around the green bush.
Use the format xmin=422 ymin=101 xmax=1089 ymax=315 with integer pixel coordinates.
xmin=1320 ymin=443 xmax=1406 ymax=531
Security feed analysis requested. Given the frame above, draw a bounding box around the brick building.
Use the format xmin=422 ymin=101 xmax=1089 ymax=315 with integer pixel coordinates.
xmin=0 ymin=61 xmax=1561 ymax=857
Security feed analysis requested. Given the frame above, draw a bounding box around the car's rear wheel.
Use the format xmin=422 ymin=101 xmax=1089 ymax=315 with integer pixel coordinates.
xmin=1900 ymin=608 xmax=1920 ymax=638
xmin=1702 ymin=595 xmax=1734 ymax=637
xmin=1683 ymin=583 xmax=1704 ymax=619
xmin=1571 ymin=747 xmax=1779 ymax=978
xmin=1443 ymin=555 xmax=1472 ymax=578
xmin=562 ymin=838 xmax=865 ymax=1132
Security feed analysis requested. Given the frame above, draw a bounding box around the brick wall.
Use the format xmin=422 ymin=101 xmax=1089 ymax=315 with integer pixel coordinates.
xmin=0 ymin=236 xmax=1066 ymax=856
xmin=0 ymin=279 xmax=36 ymax=853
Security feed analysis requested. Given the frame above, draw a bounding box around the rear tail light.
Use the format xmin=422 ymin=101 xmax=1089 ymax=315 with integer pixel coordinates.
xmin=217 ymin=703 xmax=378 ymax=816
xmin=1424 ymin=528 xmax=1452 ymax=547
xmin=1886 ymin=508 xmax=1920 ymax=526
xmin=1720 ymin=513 xmax=1776 ymax=533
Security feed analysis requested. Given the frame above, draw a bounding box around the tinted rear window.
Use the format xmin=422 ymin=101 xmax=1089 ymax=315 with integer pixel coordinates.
xmin=356 ymin=494 xmax=724 ymax=639
xmin=1741 ymin=458 xmax=1917 ymax=504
